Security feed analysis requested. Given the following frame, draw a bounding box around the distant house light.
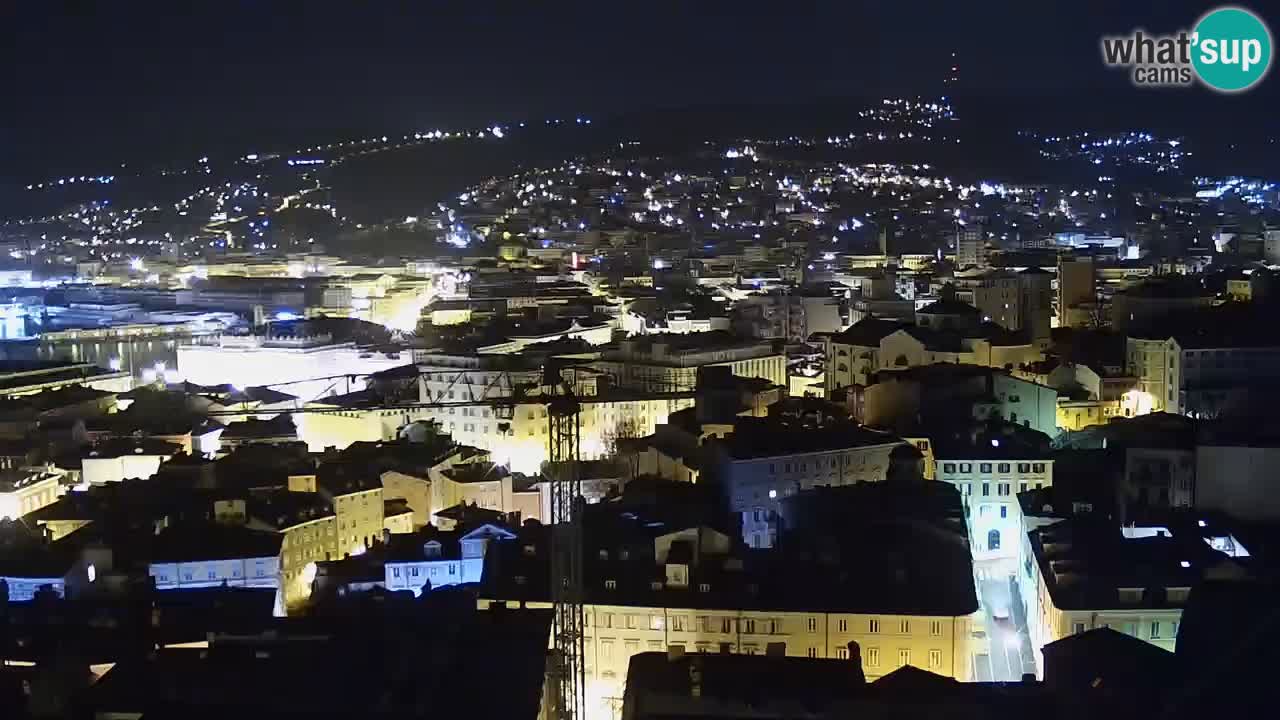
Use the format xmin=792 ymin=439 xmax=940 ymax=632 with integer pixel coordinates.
xmin=991 ymin=439 xmax=1000 ymax=448
xmin=1180 ymin=561 xmax=1191 ymax=569
xmin=768 ymin=489 xmax=777 ymax=499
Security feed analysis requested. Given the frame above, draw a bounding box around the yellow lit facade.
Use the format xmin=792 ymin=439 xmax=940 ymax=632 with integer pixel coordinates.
xmin=0 ymin=471 xmax=63 ymax=520
xmin=278 ymin=516 xmax=337 ymax=608
xmin=332 ymin=487 xmax=385 ymax=558
xmin=482 ymin=599 xmax=971 ymax=720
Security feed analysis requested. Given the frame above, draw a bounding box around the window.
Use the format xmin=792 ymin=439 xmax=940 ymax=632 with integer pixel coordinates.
xmin=672 ymin=616 xmax=686 ymax=632
xmin=1010 ymin=412 xmax=1018 ymax=422
xmin=604 ymin=580 xmax=617 ymax=590
xmin=1073 ymin=622 xmax=1087 ymax=634
xmin=835 ymin=647 xmax=849 ymax=659
xmin=649 ymin=616 xmax=664 ymax=631
xmin=930 ymin=620 xmax=942 ymax=636
xmin=1032 ymin=463 xmax=1045 ymax=473
xmin=699 ymin=582 xmax=711 ymax=593
xmin=982 ymin=483 xmax=990 ymax=497
xmin=1171 ymin=621 xmax=1180 ymax=636
xmin=807 ymin=617 xmax=817 ymax=633
xmin=392 ymin=567 xmax=401 ymax=578
xmin=866 ymin=648 xmax=880 ymax=667
xmin=997 ymin=483 xmax=1010 ymax=496
xmin=838 ymin=619 xmax=848 ymax=632
xmin=980 ymin=463 xmax=992 ymax=473
xmin=1018 ymin=463 xmax=1031 ymax=473
xmin=929 ymin=649 xmax=942 ymax=669
xmin=721 ymin=618 xmax=732 ymax=633
xmin=807 ymin=647 xmax=819 ymax=658
xmin=943 ymin=463 xmax=956 ymax=473
xmin=987 ymin=529 xmax=1001 ymax=551
xmin=898 ymin=649 xmax=911 ymax=667
xmin=998 ymin=463 xmax=1010 ymax=473
xmin=869 ymin=618 xmax=880 ymax=633
xmin=1150 ymin=621 xmax=1161 ymax=639
xmin=600 ymin=613 xmax=612 ymax=628
xmin=600 ymin=641 xmax=613 ymax=661
xmin=743 ymin=619 xmax=756 ymax=634
xmin=1000 ymin=505 xmax=1008 ymax=519
xmin=960 ymin=463 xmax=972 ymax=473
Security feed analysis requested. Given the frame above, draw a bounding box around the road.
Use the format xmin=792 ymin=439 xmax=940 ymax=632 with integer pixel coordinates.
xmin=972 ymin=571 xmax=1037 ymax=682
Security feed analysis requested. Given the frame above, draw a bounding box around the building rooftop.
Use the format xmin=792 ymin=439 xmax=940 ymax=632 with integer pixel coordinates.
xmin=1028 ymin=516 xmax=1233 ymax=611
xmin=715 ymin=417 xmax=902 ymax=460
xmin=828 ymin=317 xmax=910 ymax=347
xmin=484 ymin=500 xmax=977 ymax=616
xmin=149 ymin=523 xmax=283 ymax=563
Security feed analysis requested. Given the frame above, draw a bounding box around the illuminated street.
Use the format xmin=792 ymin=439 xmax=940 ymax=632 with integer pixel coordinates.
xmin=975 ymin=573 xmax=1037 ymax=682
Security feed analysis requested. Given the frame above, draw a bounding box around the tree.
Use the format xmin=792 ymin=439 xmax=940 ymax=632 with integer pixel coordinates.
xmin=602 ymin=416 xmax=644 ymax=476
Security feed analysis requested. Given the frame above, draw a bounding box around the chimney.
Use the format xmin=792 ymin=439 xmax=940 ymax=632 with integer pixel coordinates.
xmin=846 ymin=640 xmax=866 ymax=684
xmin=688 ymin=657 xmax=702 ymax=698
xmin=667 ymin=644 xmax=686 ymax=662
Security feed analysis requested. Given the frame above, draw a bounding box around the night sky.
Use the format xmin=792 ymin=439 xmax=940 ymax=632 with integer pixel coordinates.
xmin=1 ymin=1 xmax=1274 ymax=180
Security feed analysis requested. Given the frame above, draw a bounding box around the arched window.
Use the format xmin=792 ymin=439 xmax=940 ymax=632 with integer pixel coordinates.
xmin=987 ymin=529 xmax=1001 ymax=551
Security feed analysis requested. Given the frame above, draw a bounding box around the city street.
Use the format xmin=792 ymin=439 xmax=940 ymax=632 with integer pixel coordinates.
xmin=972 ymin=571 xmax=1037 ymax=682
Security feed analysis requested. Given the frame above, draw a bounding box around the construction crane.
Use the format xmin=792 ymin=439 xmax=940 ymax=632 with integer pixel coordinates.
xmin=545 ymin=361 xmax=585 ymax=720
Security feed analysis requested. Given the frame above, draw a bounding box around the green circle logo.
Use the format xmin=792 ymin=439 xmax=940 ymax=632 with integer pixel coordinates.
xmin=1192 ymin=6 xmax=1272 ymax=92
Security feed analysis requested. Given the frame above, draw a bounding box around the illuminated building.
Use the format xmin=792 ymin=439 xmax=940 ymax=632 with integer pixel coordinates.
xmin=383 ymin=523 xmax=516 ymax=596
xmin=1126 ymin=328 xmax=1280 ymax=417
xmin=592 ymin=333 xmax=786 ymax=393
xmin=147 ymin=524 xmax=282 ymax=590
xmin=377 ymin=445 xmax=488 ymax=527
xmin=956 ymin=225 xmax=986 ymax=269
xmin=862 ymin=364 xmax=1059 ymax=439
xmin=1022 ymin=517 xmax=1238 ymax=673
xmin=302 ymin=372 xmax=697 ymax=474
xmin=731 ymin=291 xmax=844 ymax=342
xmin=246 ymin=492 xmax=338 ymax=610
xmin=176 ymin=332 xmax=407 ymax=402
xmin=483 ymin=509 xmax=977 ymax=719
xmin=1226 ymin=278 xmax=1252 ymax=302
xmin=383 ymin=500 xmax=415 ymax=534
xmin=934 ymin=428 xmax=1053 ymax=573
xmin=428 ymin=461 xmax=540 ymax=527
xmin=78 ymin=438 xmax=182 ymax=485
xmin=824 ymin=304 xmax=1044 ymax=400
xmin=954 ymin=268 xmax=1052 ymax=343
xmin=0 ymin=465 xmax=65 ymax=520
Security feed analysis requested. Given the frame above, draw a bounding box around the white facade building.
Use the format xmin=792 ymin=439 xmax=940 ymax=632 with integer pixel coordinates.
xmin=176 ymin=334 xmax=408 ymax=402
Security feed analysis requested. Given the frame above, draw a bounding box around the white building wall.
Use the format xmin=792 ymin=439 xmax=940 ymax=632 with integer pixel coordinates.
xmin=149 ymin=557 xmax=280 ymax=589
xmin=936 ymin=460 xmax=1052 ymax=571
